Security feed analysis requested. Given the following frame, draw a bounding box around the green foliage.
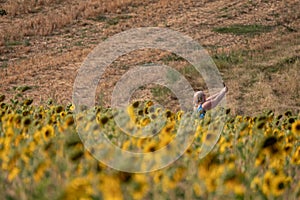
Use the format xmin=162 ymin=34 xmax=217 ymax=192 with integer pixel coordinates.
xmin=212 ymin=51 xmax=247 ymax=69
xmin=213 ymin=24 xmax=273 ymax=35
xmin=151 ymin=85 xmax=172 ymax=105
xmin=161 ymin=53 xmax=185 ymax=64
xmin=5 ymin=40 xmax=23 ymax=46
xmin=13 ymin=85 xmax=32 ymax=92
xmin=179 ymin=64 xmax=199 ymax=76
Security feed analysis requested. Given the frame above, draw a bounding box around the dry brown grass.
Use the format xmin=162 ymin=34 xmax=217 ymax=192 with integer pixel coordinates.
xmin=223 ymin=53 xmax=300 ymax=115
xmin=0 ymin=0 xmax=138 ymax=44
xmin=0 ymin=0 xmax=299 ymax=115
xmin=2 ymin=0 xmax=62 ymax=16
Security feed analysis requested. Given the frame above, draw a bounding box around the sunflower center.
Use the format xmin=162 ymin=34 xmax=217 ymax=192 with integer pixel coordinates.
xmin=149 ymin=146 xmax=156 ymax=152
xmin=45 ymin=130 xmax=50 ymax=137
xmin=262 ymin=136 xmax=277 ymax=148
xmin=24 ymin=118 xmax=31 ymax=126
xmin=277 ymin=182 xmax=284 ymax=190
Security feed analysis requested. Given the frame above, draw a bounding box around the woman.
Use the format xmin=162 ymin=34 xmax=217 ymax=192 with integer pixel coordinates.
xmin=193 ymin=85 xmax=228 ymax=118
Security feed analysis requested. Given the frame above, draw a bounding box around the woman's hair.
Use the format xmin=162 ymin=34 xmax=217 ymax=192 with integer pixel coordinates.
xmin=193 ymin=91 xmax=205 ymax=108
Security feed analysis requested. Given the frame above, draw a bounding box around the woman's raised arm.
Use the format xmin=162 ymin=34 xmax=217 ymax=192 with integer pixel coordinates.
xmin=202 ymin=87 xmax=227 ymax=111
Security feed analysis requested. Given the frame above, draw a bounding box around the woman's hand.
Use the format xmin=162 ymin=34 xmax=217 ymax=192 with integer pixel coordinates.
xmin=221 ymin=86 xmax=228 ymax=93
xmin=223 ymin=82 xmax=228 ymax=93
xmin=225 ymin=86 xmax=228 ymax=93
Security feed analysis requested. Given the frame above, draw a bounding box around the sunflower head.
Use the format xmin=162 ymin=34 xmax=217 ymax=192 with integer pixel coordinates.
xmin=42 ymin=125 xmax=55 ymax=141
xmin=291 ymin=120 xmax=300 ymax=136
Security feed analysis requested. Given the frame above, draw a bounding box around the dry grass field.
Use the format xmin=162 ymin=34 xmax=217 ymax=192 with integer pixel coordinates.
xmin=0 ymin=0 xmax=299 ymax=115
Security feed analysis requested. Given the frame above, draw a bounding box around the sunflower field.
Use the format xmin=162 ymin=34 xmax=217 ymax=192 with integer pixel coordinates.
xmin=0 ymin=96 xmax=299 ymax=200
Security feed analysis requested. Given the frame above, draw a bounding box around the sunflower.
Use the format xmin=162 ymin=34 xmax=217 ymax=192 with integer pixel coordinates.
xmin=118 ymin=171 xmax=133 ymax=183
xmin=147 ymin=106 xmax=155 ymax=114
xmin=13 ymin=114 xmax=22 ymax=128
xmin=176 ymin=111 xmax=183 ymax=121
xmin=122 ymin=140 xmax=131 ymax=150
xmin=250 ymin=176 xmax=261 ymax=190
xmin=7 ymin=167 xmax=20 ymax=182
xmin=158 ymin=133 xmax=173 ymax=148
xmin=69 ymin=104 xmax=75 ymax=111
xmin=140 ymin=117 xmax=150 ymax=127
xmin=60 ymin=111 xmax=67 ymax=118
xmin=271 ymin=175 xmax=289 ymax=196
xmin=55 ymin=105 xmax=64 ymax=113
xmin=98 ymin=175 xmax=123 ymax=200
xmin=284 ymin=110 xmax=292 ymax=117
xmin=155 ymin=107 xmax=162 ymax=115
xmin=22 ymin=117 xmax=31 ymax=128
xmin=132 ymin=101 xmax=140 ymax=108
xmin=291 ymin=120 xmax=300 ymax=136
xmin=145 ymin=100 xmax=154 ymax=107
xmin=152 ymin=170 xmax=163 ymax=184
xmin=270 ymin=157 xmax=285 ymax=171
xmin=137 ymin=138 xmax=147 ymax=149
xmin=64 ymin=115 xmax=74 ymax=127
xmin=291 ymin=146 xmax=300 ymax=165
xmin=162 ymin=175 xmax=177 ymax=192
xmin=130 ymin=174 xmax=149 ymax=200
xmin=63 ymin=177 xmax=94 ymax=200
xmin=256 ymin=121 xmax=266 ymax=129
xmin=165 ymin=110 xmax=172 ymax=119
xmin=23 ymin=98 xmax=33 ymax=106
xmin=283 ymin=143 xmax=293 ymax=155
xmin=220 ymin=141 xmax=232 ymax=153
xmin=260 ymin=136 xmax=282 ymax=157
xmin=137 ymin=109 xmax=144 ymax=116
xmin=150 ymin=113 xmax=157 ymax=120
xmin=205 ymin=176 xmax=217 ymax=193
xmin=224 ymin=176 xmax=245 ymax=195
xmin=41 ymin=125 xmax=55 ymax=141
xmin=127 ymin=105 xmax=137 ymax=123
xmin=99 ymin=116 xmax=109 ymax=126
xmin=193 ymin=182 xmax=203 ymax=197
xmin=143 ymin=140 xmax=158 ymax=153
xmin=4 ymin=126 xmax=14 ymax=137
xmin=70 ymin=149 xmax=84 ymax=162
xmin=33 ymin=161 xmax=49 ymax=182
xmin=160 ymin=122 xmax=175 ymax=134
xmin=262 ymin=171 xmax=273 ymax=196
xmin=172 ymin=167 xmax=186 ymax=182
xmin=202 ymin=131 xmax=218 ymax=146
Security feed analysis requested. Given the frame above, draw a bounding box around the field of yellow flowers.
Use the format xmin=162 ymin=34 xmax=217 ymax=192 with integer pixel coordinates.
xmin=0 ymin=96 xmax=299 ymax=200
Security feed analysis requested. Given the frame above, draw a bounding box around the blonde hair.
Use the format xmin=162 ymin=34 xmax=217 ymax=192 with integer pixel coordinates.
xmin=193 ymin=91 xmax=205 ymax=110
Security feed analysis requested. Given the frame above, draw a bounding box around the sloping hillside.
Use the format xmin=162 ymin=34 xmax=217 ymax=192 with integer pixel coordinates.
xmin=0 ymin=0 xmax=299 ymax=115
